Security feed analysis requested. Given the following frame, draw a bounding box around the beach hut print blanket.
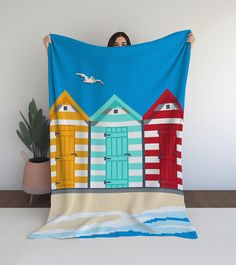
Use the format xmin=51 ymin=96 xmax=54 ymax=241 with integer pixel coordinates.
xmin=29 ymin=30 xmax=198 ymax=239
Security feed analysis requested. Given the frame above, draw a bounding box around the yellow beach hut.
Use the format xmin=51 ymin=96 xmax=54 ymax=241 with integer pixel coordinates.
xmin=49 ymin=90 xmax=89 ymax=190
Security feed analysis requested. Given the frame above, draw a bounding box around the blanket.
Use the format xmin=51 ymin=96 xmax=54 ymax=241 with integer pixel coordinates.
xmin=29 ymin=29 xmax=198 ymax=239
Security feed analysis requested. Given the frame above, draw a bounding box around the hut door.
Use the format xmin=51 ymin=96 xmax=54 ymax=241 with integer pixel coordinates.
xmin=105 ymin=127 xmax=129 ymax=188
xmin=55 ymin=129 xmax=75 ymax=189
xmin=159 ymin=129 xmax=177 ymax=189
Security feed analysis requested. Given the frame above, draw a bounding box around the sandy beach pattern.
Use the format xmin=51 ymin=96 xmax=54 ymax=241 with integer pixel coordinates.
xmin=29 ymin=191 xmax=198 ymax=239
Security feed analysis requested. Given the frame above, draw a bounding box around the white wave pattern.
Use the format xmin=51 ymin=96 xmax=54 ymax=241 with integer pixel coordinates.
xmin=30 ymin=207 xmax=197 ymax=239
xmin=47 ymin=206 xmax=187 ymax=223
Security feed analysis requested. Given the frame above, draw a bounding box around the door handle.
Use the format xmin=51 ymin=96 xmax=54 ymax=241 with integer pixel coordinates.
xmin=55 ymin=157 xmax=61 ymax=160
xmin=55 ymin=181 xmax=61 ymax=185
xmin=104 ymin=180 xmax=111 ymax=184
xmin=124 ymin=153 xmax=132 ymax=156
xmin=71 ymin=153 xmax=78 ymax=156
xmin=104 ymin=157 xmax=111 ymax=160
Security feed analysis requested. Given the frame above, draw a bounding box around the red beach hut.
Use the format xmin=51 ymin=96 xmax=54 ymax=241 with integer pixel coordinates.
xmin=143 ymin=89 xmax=184 ymax=190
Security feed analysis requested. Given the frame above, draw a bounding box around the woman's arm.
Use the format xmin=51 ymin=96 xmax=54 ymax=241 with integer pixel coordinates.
xmin=43 ymin=33 xmax=52 ymax=55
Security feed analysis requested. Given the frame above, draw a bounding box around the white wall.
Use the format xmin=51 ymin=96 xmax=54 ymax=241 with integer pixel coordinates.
xmin=0 ymin=0 xmax=235 ymax=190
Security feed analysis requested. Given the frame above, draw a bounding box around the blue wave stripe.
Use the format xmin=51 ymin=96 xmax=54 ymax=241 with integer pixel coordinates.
xmin=29 ymin=230 xmax=198 ymax=240
xmin=144 ymin=217 xmax=189 ymax=223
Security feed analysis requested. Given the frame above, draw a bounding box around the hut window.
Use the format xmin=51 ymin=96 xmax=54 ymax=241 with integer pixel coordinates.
xmin=114 ymin=109 xmax=118 ymax=114
xmin=166 ymin=104 xmax=170 ymax=109
xmin=63 ymin=105 xmax=68 ymax=111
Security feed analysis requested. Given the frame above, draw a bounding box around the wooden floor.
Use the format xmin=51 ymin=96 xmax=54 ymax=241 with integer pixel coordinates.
xmin=0 ymin=190 xmax=236 ymax=208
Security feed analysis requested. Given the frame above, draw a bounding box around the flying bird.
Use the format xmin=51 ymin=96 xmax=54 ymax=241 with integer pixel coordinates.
xmin=76 ymin=73 xmax=104 ymax=85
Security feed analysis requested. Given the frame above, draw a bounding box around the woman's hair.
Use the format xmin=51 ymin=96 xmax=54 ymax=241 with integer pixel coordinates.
xmin=107 ymin=32 xmax=131 ymax=47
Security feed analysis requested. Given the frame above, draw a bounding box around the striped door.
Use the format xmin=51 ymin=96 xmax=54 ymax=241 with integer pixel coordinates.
xmin=159 ymin=129 xmax=177 ymax=189
xmin=55 ymin=129 xmax=75 ymax=189
xmin=104 ymin=127 xmax=129 ymax=188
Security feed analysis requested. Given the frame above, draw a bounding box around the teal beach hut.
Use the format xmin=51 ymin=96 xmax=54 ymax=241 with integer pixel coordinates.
xmin=90 ymin=95 xmax=144 ymax=188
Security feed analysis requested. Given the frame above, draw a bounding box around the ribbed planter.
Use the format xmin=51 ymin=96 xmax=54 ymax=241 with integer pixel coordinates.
xmin=21 ymin=151 xmax=51 ymax=195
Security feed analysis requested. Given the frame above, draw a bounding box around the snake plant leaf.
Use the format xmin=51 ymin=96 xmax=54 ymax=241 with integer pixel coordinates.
xmin=17 ymin=98 xmax=50 ymax=160
xmin=40 ymin=129 xmax=50 ymax=147
xmin=16 ymin=129 xmax=32 ymax=152
xmin=19 ymin=121 xmax=32 ymax=145
xmin=31 ymin=108 xmax=47 ymax=131
xmin=38 ymin=108 xmax=43 ymax=117
xmin=31 ymin=112 xmax=41 ymax=131
xmin=31 ymin=123 xmax=42 ymax=145
xmin=40 ymin=138 xmax=50 ymax=156
xmin=29 ymin=99 xmax=38 ymax=124
xmin=39 ymin=131 xmax=49 ymax=147
xmin=19 ymin=111 xmax=31 ymax=131
xmin=40 ymin=120 xmax=50 ymax=142
xmin=32 ymin=119 xmax=49 ymax=146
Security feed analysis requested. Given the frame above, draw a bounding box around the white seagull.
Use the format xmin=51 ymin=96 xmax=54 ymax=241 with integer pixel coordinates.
xmin=76 ymin=73 xmax=104 ymax=85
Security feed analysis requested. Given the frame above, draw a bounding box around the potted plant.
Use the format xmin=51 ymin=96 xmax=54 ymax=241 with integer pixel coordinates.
xmin=16 ymin=99 xmax=51 ymax=203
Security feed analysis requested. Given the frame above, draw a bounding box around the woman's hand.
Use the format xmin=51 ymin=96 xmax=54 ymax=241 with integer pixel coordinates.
xmin=43 ymin=33 xmax=52 ymax=54
xmin=187 ymin=33 xmax=195 ymax=47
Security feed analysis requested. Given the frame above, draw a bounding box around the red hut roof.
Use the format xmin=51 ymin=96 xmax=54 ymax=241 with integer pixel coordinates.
xmin=143 ymin=89 xmax=183 ymax=120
